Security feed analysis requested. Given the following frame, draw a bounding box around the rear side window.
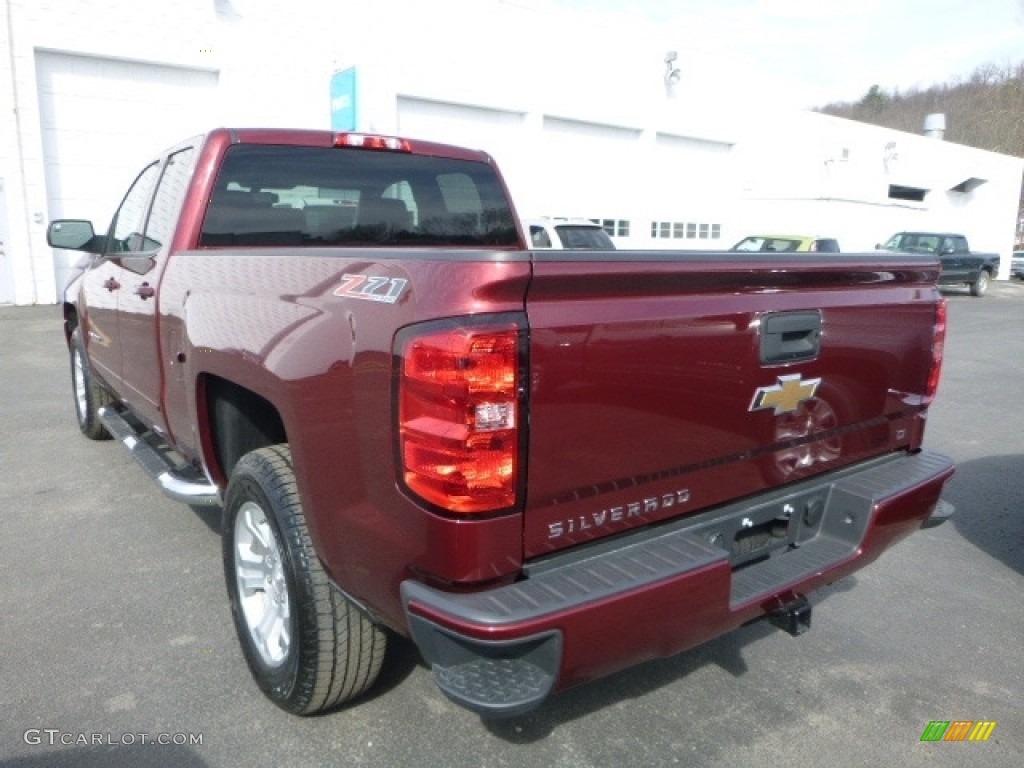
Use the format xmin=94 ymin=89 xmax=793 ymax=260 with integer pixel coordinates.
xmin=145 ymin=147 xmax=197 ymax=251
xmin=199 ymin=145 xmax=518 ymax=248
xmin=530 ymin=225 xmax=552 ymax=248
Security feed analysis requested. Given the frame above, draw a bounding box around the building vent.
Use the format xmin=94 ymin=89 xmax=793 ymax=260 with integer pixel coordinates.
xmin=950 ymin=177 xmax=987 ymax=194
xmin=889 ymin=184 xmax=928 ymax=202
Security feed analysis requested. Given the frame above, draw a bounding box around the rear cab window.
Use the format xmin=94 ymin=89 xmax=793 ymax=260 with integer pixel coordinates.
xmin=732 ymin=236 xmax=802 ymax=252
xmin=199 ymin=144 xmax=518 ymax=248
xmin=553 ymin=225 xmax=615 ymax=249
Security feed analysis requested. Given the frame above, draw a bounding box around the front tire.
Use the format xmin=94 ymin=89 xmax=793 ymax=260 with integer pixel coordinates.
xmin=223 ymin=445 xmax=386 ymax=714
xmin=70 ymin=328 xmax=113 ymax=440
xmin=970 ymin=270 xmax=990 ymax=297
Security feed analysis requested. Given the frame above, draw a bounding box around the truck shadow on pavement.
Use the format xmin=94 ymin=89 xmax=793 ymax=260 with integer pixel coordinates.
xmin=481 ymin=577 xmax=859 ymax=742
xmin=188 ymin=504 xmax=223 ymax=535
xmin=946 ymin=453 xmax=1024 ymax=576
xmin=479 ymin=613 xmax=814 ymax=742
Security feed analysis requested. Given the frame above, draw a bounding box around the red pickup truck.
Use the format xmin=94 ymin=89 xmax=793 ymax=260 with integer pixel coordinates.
xmin=50 ymin=128 xmax=955 ymax=718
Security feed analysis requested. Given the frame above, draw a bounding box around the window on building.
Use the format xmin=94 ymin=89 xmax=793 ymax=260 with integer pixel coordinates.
xmin=595 ymin=218 xmax=630 ymax=237
xmin=950 ymin=177 xmax=986 ymax=194
xmin=651 ymin=220 xmax=722 ymax=240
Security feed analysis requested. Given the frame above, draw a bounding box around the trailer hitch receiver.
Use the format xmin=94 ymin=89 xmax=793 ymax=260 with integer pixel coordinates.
xmin=768 ymin=594 xmax=812 ymax=636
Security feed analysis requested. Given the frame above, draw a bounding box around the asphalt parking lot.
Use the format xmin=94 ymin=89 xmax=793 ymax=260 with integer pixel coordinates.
xmin=1 ymin=282 xmax=1022 ymax=768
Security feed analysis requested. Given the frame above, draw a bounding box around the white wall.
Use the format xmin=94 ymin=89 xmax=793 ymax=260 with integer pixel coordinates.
xmin=1 ymin=0 xmax=223 ymax=304
xmin=1 ymin=0 xmax=1021 ymax=304
xmin=0 ymin=0 xmax=338 ymax=304
xmin=734 ymin=111 xmax=1024 ymax=269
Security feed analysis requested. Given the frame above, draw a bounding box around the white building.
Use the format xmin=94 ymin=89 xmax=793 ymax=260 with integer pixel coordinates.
xmin=2 ymin=0 xmax=1021 ymax=305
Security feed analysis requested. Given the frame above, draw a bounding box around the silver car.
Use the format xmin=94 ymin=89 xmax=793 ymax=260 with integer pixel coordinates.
xmin=1012 ymin=250 xmax=1024 ymax=279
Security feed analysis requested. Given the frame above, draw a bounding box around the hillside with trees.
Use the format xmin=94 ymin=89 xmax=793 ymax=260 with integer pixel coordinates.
xmin=817 ymin=62 xmax=1024 ymax=246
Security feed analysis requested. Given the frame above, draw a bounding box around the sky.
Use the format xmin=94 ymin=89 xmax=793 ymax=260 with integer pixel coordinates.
xmin=544 ymin=0 xmax=1024 ymax=109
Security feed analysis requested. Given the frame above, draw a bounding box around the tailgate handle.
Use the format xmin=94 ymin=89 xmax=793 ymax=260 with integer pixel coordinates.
xmin=761 ymin=311 xmax=821 ymax=364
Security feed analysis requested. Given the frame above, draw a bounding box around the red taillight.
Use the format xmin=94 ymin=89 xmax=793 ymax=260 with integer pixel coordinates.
xmin=397 ymin=319 xmax=523 ymax=514
xmin=334 ymin=133 xmax=412 ymax=152
xmin=925 ymin=297 xmax=946 ymax=404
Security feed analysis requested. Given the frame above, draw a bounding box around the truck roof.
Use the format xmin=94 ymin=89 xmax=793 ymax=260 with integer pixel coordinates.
xmin=892 ymin=231 xmax=965 ymax=237
xmin=205 ymin=127 xmax=496 ymax=164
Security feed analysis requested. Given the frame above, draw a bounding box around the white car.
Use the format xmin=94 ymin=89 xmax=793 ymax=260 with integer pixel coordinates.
xmin=525 ymin=218 xmax=615 ymax=250
xmin=1012 ymin=250 xmax=1024 ymax=280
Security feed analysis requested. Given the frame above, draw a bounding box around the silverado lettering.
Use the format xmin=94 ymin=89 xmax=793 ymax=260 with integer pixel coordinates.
xmin=547 ymin=489 xmax=691 ymax=539
xmin=49 ymin=127 xmax=955 ymax=718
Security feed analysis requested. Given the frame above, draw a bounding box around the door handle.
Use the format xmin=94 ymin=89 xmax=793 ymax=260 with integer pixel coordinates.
xmin=103 ymin=277 xmax=121 ymax=292
xmin=135 ymin=283 xmax=156 ymax=300
xmin=760 ymin=311 xmax=822 ymax=364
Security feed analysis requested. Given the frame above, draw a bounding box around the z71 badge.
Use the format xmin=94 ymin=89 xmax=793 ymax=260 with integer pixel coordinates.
xmin=334 ymin=274 xmax=408 ymax=304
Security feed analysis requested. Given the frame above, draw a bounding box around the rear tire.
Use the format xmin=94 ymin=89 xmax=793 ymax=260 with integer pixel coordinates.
xmin=970 ymin=270 xmax=990 ymax=297
xmin=223 ymin=445 xmax=386 ymax=714
xmin=70 ymin=328 xmax=113 ymax=440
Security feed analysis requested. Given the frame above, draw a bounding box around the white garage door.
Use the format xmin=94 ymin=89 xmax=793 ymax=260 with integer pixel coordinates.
xmin=536 ymin=117 xmax=643 ymax=217
xmin=35 ymin=52 xmax=219 ymax=298
xmin=397 ymin=98 xmax=530 ymax=207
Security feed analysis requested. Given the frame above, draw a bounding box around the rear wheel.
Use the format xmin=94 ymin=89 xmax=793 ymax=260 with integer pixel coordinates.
xmin=970 ymin=270 xmax=990 ymax=297
xmin=223 ymin=445 xmax=386 ymax=714
xmin=70 ymin=328 xmax=113 ymax=440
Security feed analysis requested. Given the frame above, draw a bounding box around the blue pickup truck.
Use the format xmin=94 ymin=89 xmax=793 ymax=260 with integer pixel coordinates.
xmin=877 ymin=232 xmax=1000 ymax=297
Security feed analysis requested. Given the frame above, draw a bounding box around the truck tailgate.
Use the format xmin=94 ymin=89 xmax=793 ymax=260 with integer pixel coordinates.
xmin=523 ymin=252 xmax=941 ymax=558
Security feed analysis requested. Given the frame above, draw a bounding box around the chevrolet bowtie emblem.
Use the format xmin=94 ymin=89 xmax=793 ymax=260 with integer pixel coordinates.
xmin=750 ymin=374 xmax=821 ymax=415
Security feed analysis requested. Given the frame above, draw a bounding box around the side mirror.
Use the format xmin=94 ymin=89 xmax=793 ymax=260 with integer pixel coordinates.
xmin=874 ymin=243 xmax=882 ymax=250
xmin=47 ymin=219 xmax=103 ymax=253
xmin=940 ymin=246 xmax=955 ymax=255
